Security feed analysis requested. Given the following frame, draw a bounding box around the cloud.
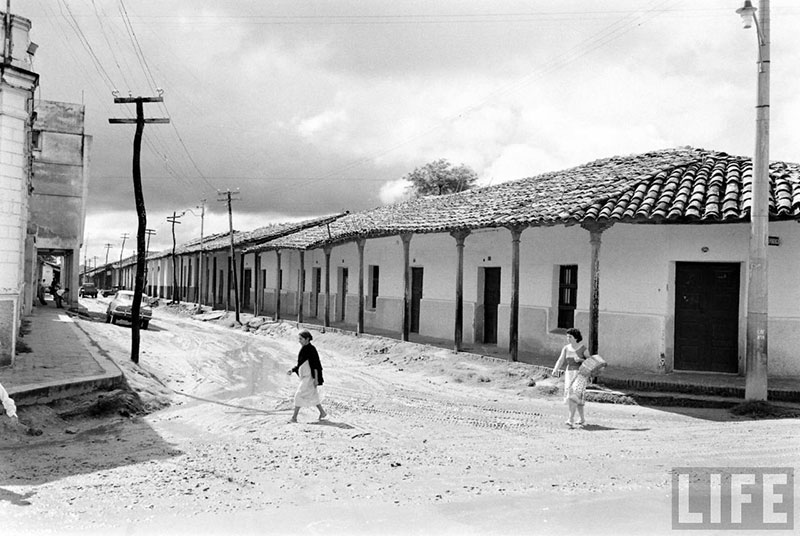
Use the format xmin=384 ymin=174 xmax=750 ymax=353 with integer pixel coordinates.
xmin=480 ymin=145 xmax=562 ymax=186
xmin=379 ymin=179 xmax=412 ymax=205
xmin=297 ymin=108 xmax=349 ymax=141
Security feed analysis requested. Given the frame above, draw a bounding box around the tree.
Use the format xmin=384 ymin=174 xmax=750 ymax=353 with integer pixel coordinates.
xmin=404 ymin=159 xmax=479 ymax=197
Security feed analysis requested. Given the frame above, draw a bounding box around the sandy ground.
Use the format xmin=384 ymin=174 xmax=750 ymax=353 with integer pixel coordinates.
xmin=1 ymin=298 xmax=798 ymax=536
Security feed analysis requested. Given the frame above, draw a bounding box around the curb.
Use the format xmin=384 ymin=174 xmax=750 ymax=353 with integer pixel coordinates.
xmin=7 ymin=314 xmax=125 ymax=406
xmin=595 ymin=376 xmax=800 ymax=404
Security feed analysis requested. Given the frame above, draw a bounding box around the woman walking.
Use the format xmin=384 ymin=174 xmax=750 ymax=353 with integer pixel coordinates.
xmin=287 ymin=330 xmax=327 ymax=423
xmin=552 ymin=327 xmax=591 ymax=428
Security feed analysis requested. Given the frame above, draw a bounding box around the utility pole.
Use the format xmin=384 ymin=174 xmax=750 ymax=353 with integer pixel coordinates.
xmin=736 ymin=0 xmax=770 ymax=401
xmin=167 ymin=212 xmax=182 ymax=304
xmin=144 ymin=228 xmax=156 ymax=292
xmin=219 ymin=189 xmax=241 ymax=323
xmin=103 ymin=243 xmax=112 ymax=289
xmin=181 ymin=202 xmax=206 ymax=305
xmin=198 ymin=200 xmax=206 ymax=305
xmin=119 ymin=233 xmax=129 ymax=264
xmin=110 ymin=94 xmax=169 ymax=365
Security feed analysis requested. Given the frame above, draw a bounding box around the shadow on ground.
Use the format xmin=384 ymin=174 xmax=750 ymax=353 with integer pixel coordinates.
xmin=0 ymin=411 xmax=182 ymax=488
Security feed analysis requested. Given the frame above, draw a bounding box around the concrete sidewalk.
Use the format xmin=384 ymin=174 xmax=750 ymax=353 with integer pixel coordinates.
xmin=0 ymin=303 xmax=123 ymax=406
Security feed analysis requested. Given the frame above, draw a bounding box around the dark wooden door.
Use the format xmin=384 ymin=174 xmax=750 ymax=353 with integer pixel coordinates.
xmin=312 ymin=267 xmax=321 ymax=317
xmin=410 ymin=267 xmax=423 ymax=333
xmin=483 ymin=267 xmax=501 ymax=344
xmin=339 ymin=267 xmax=349 ymax=321
xmin=675 ymin=262 xmax=740 ymax=373
xmin=243 ymin=269 xmax=252 ymax=310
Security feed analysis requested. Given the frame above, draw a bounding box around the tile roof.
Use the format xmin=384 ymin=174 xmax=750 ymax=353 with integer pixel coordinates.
xmin=146 ymin=213 xmax=346 ymax=260
xmin=576 ymin=152 xmax=800 ymax=223
xmin=253 ymin=147 xmax=800 ymax=251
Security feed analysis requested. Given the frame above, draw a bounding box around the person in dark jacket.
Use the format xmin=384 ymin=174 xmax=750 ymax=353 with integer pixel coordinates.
xmin=287 ymin=330 xmax=327 ymax=423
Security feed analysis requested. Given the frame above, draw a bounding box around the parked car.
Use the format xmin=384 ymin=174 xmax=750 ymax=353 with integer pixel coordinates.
xmin=105 ymin=290 xmax=153 ymax=329
xmin=101 ymin=286 xmax=122 ymax=297
xmin=79 ymin=283 xmax=98 ymax=298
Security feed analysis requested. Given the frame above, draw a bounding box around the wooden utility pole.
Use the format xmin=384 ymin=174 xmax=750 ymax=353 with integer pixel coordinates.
xmin=103 ymin=243 xmax=112 ymax=288
xmin=167 ymin=212 xmax=182 ymax=304
xmin=109 ymin=95 xmax=169 ymax=364
xmin=119 ymin=233 xmax=129 ymax=263
xmin=219 ymin=189 xmax=241 ymax=323
xmin=144 ymin=228 xmax=156 ymax=292
xmin=197 ymin=200 xmax=206 ymax=305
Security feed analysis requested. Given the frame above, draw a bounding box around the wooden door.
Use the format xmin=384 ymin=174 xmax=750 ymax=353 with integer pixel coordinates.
xmin=339 ymin=267 xmax=349 ymax=321
xmin=410 ymin=267 xmax=423 ymax=333
xmin=483 ymin=267 xmax=501 ymax=344
xmin=243 ymin=269 xmax=252 ymax=310
xmin=311 ymin=267 xmax=321 ymax=318
xmin=674 ymin=262 xmax=739 ymax=372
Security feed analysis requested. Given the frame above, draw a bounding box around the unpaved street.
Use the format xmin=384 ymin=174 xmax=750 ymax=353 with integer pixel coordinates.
xmin=1 ymin=298 xmax=798 ymax=536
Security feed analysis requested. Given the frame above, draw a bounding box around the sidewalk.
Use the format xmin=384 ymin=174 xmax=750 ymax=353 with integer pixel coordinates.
xmin=305 ymin=316 xmax=800 ymax=405
xmin=2 ymin=304 xmax=798 ymax=409
xmin=0 ymin=303 xmax=123 ymax=406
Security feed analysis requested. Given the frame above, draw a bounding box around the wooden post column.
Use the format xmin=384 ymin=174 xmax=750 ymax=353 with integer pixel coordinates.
xmin=297 ymin=250 xmax=305 ymax=324
xmin=582 ymin=222 xmax=613 ymax=355
xmin=401 ymin=233 xmax=412 ymax=342
xmin=508 ymin=225 xmax=526 ymax=361
xmin=357 ymin=238 xmax=366 ymax=334
xmin=323 ymin=246 xmax=332 ymax=329
xmin=254 ymin=252 xmax=261 ymax=315
xmin=450 ymin=229 xmax=470 ymax=352
xmin=275 ymin=250 xmax=282 ymax=321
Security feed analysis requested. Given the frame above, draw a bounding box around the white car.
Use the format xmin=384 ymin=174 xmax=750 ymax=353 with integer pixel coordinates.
xmin=105 ymin=290 xmax=153 ymax=329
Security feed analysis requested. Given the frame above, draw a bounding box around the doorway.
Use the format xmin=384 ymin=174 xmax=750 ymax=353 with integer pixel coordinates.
xmin=674 ymin=262 xmax=740 ymax=373
xmin=338 ymin=267 xmax=349 ymax=322
xmin=311 ymin=267 xmax=322 ymax=318
xmin=482 ymin=267 xmax=501 ymax=344
xmin=410 ymin=267 xmax=423 ymax=333
xmin=243 ymin=268 xmax=252 ymax=310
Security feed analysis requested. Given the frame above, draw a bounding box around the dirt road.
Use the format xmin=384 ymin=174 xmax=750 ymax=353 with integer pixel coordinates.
xmin=1 ymin=298 xmax=798 ymax=535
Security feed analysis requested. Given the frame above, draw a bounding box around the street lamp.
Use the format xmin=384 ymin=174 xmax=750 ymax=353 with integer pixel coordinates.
xmin=182 ymin=202 xmax=206 ymax=305
xmin=737 ymin=0 xmax=770 ymax=401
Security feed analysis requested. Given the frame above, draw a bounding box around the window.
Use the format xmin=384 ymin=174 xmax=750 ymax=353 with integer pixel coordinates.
xmin=558 ymin=265 xmax=578 ymax=329
xmin=369 ymin=265 xmax=380 ymax=309
xmin=32 ymin=130 xmax=42 ymax=151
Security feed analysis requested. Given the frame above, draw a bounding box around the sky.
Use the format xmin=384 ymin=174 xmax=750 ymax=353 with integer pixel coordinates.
xmin=19 ymin=0 xmax=800 ymax=266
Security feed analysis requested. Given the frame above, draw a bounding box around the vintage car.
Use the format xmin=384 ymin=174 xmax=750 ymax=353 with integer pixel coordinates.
xmin=105 ymin=290 xmax=153 ymax=329
xmin=101 ymin=286 xmax=121 ymax=297
xmin=78 ymin=283 xmax=98 ymax=298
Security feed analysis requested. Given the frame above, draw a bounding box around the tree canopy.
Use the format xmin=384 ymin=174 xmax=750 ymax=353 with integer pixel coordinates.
xmin=403 ymin=159 xmax=479 ymax=197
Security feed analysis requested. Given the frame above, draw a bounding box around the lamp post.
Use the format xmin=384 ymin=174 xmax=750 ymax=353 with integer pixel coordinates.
xmin=182 ymin=202 xmax=206 ymax=305
xmin=737 ymin=0 xmax=770 ymax=401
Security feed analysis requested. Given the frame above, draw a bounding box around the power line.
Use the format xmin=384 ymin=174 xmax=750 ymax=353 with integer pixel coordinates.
xmin=56 ymin=0 xmax=117 ymax=92
xmin=118 ymin=0 xmax=158 ymax=94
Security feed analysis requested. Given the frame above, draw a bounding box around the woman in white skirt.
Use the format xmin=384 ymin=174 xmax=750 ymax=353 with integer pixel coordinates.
xmin=552 ymin=328 xmax=591 ymax=428
xmin=287 ymin=330 xmax=327 ymax=423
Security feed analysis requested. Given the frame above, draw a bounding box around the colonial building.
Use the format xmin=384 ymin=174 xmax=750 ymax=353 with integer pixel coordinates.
xmin=129 ymin=147 xmax=799 ymax=379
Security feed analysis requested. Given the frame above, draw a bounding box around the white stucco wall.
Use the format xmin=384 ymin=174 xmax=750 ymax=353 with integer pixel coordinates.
xmin=153 ymin=218 xmax=800 ymax=379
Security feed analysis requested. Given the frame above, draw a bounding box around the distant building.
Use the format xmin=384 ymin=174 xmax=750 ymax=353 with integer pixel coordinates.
xmin=26 ymin=100 xmax=92 ymax=312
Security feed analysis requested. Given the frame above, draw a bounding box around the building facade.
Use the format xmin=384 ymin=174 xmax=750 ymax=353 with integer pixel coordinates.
xmin=0 ymin=13 xmax=38 ymax=366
